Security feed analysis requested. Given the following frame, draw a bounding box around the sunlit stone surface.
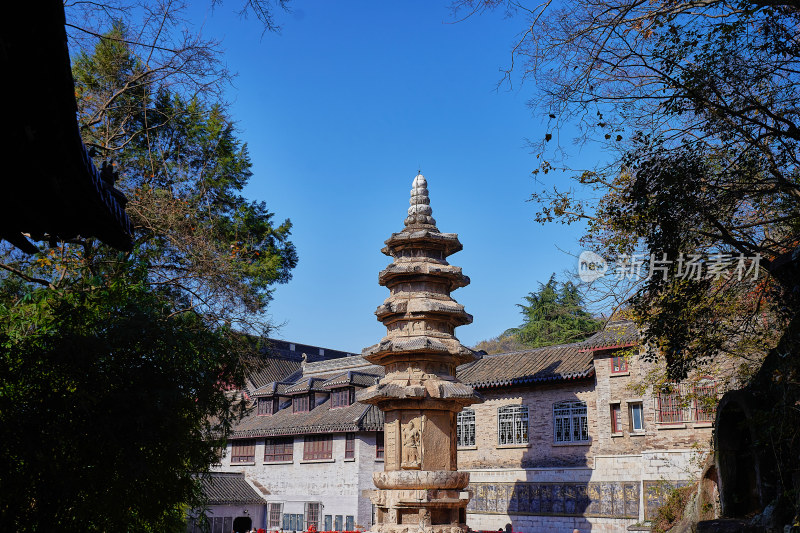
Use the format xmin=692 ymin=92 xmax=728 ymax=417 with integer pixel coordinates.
xmin=358 ymin=173 xmax=483 ymax=533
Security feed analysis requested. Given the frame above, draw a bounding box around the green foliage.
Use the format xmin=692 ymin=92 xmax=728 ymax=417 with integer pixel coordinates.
xmin=504 ymin=274 xmax=602 ymax=348
xmin=472 ymin=333 xmax=531 ymax=354
xmin=0 ymin=272 xmax=246 ymax=531
xmin=0 ymin=19 xmax=295 ymax=532
xmin=651 ymin=484 xmax=696 ymax=533
xmin=455 ymin=0 xmax=799 ymax=379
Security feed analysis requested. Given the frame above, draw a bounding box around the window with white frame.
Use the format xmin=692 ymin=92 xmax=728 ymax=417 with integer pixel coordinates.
xmin=498 ymin=405 xmax=528 ymax=445
xmin=456 ymin=408 xmax=476 ymax=447
xmin=553 ymin=400 xmax=590 ymax=443
xmin=629 ymin=402 xmax=645 ymax=432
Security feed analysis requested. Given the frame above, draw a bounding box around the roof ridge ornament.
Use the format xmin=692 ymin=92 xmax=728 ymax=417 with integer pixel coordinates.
xmin=404 ymin=172 xmax=436 ymax=228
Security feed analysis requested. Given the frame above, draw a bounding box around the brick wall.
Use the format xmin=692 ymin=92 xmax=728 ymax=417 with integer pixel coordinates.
xmin=456 ymin=348 xmax=719 ymax=532
xmin=592 ymin=350 xmax=714 ymax=458
xmin=458 ymin=380 xmax=596 ymax=470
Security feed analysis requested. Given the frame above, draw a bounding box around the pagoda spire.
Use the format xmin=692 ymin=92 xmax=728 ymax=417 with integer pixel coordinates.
xmin=359 ymin=172 xmax=482 ymax=533
xmin=404 ymin=172 xmax=436 ymax=228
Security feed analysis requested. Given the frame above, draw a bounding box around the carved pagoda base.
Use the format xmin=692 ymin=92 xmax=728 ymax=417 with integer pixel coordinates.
xmin=367 ymin=488 xmax=471 ymax=533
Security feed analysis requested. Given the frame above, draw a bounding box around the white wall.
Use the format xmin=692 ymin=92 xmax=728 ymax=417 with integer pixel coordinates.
xmin=216 ymin=432 xmax=383 ymax=531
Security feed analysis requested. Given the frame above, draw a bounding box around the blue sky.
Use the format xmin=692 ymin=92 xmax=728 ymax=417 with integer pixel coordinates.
xmin=195 ymin=1 xmax=598 ymax=352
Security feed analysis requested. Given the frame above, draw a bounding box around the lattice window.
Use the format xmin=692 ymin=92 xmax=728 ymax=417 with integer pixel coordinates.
xmin=303 ymin=435 xmax=332 ymax=460
xmin=457 ymin=408 xmax=476 ymax=447
xmin=268 ymin=503 xmax=283 ymax=530
xmin=305 ymin=502 xmax=321 ymax=530
xmin=553 ymin=401 xmax=589 ymax=443
xmin=498 ymin=405 xmax=529 ymax=445
xmin=331 ymin=388 xmax=353 ymax=409
xmin=230 ymin=439 xmax=255 ymax=462
xmin=293 ymin=394 xmax=310 ymax=413
xmin=257 ymin=397 xmax=277 ymax=415
xmin=264 ymin=437 xmax=293 ymax=462
xmin=693 ymin=379 xmax=718 ymax=422
xmin=345 ymin=433 xmax=355 ymax=459
xmin=656 ymin=386 xmax=689 ymax=424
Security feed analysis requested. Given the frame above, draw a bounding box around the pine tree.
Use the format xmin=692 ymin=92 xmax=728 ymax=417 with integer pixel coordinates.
xmin=505 ymin=274 xmax=601 ymax=348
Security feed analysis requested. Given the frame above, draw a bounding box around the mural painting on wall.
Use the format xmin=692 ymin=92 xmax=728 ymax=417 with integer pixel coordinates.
xmin=643 ymin=480 xmax=692 ymax=520
xmin=467 ymin=482 xmax=640 ymax=519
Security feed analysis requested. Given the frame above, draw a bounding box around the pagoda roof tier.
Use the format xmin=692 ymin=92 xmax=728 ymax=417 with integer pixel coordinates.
xmin=378 ymin=262 xmax=470 ymax=291
xmin=362 ymin=337 xmax=479 ymax=366
xmin=357 ymin=380 xmax=480 ymax=406
xmin=375 ymin=295 xmax=473 ymax=326
xmin=381 ymin=229 xmax=463 ymax=257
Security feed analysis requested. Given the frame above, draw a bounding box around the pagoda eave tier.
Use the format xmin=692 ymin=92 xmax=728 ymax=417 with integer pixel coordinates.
xmin=362 ymin=337 xmax=479 ymax=366
xmin=382 ymin=229 xmax=463 ymax=257
xmin=375 ymin=297 xmax=473 ymax=326
xmin=357 ymin=381 xmax=480 ymax=408
xmin=378 ymin=264 xmax=469 ymax=290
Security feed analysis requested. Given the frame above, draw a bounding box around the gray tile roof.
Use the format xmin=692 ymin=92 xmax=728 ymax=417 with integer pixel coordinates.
xmin=246 ymin=358 xmax=302 ymax=392
xmin=201 ymin=472 xmax=265 ymax=505
xmin=284 ymin=377 xmax=329 ymax=394
xmin=321 ymin=371 xmax=382 ymax=388
xmin=244 ymin=338 xmax=358 ymax=394
xmin=231 ymin=392 xmax=384 ymax=438
xmin=232 ymin=354 xmax=391 ymax=439
xmin=357 ymin=405 xmax=385 ymax=431
xmin=251 ymin=381 xmax=294 ymax=397
xmin=303 ymin=355 xmax=373 ymax=375
xmin=581 ymin=320 xmax=639 ymax=350
xmin=456 ymin=342 xmax=594 ymax=389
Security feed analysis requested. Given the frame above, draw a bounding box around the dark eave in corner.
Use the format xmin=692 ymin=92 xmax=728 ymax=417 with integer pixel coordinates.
xmin=0 ymin=1 xmax=133 ymax=253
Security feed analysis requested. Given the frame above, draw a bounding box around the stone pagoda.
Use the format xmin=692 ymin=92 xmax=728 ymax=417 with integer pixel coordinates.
xmin=358 ymin=173 xmax=482 ymax=533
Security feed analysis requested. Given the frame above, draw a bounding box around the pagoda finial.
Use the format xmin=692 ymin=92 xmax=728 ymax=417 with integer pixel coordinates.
xmin=404 ymin=172 xmax=436 ymax=227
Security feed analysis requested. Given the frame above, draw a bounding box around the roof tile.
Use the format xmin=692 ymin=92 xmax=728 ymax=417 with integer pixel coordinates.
xmin=456 ymin=342 xmax=594 ymax=389
xmin=200 ymin=473 xmax=264 ymax=505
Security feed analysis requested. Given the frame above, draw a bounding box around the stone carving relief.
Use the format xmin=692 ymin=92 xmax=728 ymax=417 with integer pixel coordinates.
xmin=468 ymin=481 xmax=641 ymax=519
xmin=401 ymin=417 xmax=423 ymax=469
xmin=418 ymin=508 xmax=431 ymax=533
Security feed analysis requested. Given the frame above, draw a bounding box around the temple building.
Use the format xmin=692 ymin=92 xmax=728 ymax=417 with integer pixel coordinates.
xmin=457 ymin=321 xmax=722 ymax=532
xmin=211 ymin=175 xmax=726 ymax=533
xmin=210 ymin=342 xmax=382 ymax=532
